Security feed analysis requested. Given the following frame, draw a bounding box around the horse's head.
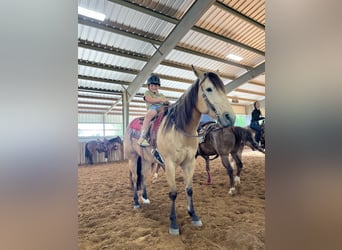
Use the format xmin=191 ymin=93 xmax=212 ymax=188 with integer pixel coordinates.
xmin=192 ymin=66 xmax=236 ymax=127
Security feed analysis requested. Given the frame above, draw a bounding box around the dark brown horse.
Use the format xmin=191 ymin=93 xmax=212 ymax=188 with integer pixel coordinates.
xmin=85 ymin=137 xmax=123 ymax=165
xmin=85 ymin=139 xmax=108 ymax=165
xmin=196 ymin=124 xmax=264 ymax=195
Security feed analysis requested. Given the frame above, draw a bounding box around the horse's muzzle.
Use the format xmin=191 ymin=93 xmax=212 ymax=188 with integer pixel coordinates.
xmin=218 ymin=112 xmax=235 ymax=127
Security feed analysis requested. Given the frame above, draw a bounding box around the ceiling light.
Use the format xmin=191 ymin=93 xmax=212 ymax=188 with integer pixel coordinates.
xmin=78 ymin=7 xmax=105 ymax=21
xmin=227 ymin=54 xmax=243 ymax=62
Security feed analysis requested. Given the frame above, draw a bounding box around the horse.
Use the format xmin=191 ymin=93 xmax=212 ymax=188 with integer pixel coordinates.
xmin=196 ymin=124 xmax=265 ymax=194
xmin=124 ymin=66 xmax=236 ymax=235
xmin=85 ymin=139 xmax=108 ymax=165
xmin=103 ymin=136 xmax=123 ymax=160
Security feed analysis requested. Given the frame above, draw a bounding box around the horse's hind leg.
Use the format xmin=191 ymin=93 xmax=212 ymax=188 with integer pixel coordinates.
xmin=183 ymin=161 xmax=202 ymax=227
xmin=140 ymin=161 xmax=151 ymax=204
xmin=221 ymin=155 xmax=236 ymax=196
xmin=129 ymin=158 xmax=140 ymax=209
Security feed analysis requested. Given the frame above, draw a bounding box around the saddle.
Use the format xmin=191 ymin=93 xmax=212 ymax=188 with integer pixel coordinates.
xmin=197 ymin=121 xmax=217 ymax=144
xmin=129 ymin=106 xmax=168 ymax=148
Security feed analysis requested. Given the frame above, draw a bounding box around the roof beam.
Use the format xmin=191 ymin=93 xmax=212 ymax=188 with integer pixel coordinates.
xmin=224 ymin=62 xmax=265 ymax=93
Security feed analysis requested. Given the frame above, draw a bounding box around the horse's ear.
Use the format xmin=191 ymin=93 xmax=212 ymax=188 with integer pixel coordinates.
xmin=192 ymin=65 xmax=205 ymax=81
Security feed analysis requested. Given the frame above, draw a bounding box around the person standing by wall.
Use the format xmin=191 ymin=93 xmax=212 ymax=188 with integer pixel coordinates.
xmin=250 ymin=101 xmax=265 ymax=145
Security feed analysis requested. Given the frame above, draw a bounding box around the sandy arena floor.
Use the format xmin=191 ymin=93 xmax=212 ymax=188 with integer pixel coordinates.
xmin=78 ymin=149 xmax=265 ymax=249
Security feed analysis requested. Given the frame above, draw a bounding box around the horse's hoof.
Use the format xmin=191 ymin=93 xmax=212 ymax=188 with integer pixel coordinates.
xmin=229 ymin=187 xmax=236 ymax=196
xmin=192 ymin=219 xmax=203 ymax=227
xmin=141 ymin=197 xmax=150 ymax=204
xmin=169 ymin=227 xmax=180 ymax=235
xmin=133 ymin=204 xmax=140 ymax=209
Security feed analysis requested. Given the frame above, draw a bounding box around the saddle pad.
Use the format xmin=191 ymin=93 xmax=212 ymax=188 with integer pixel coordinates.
xmin=129 ymin=117 xmax=144 ymax=131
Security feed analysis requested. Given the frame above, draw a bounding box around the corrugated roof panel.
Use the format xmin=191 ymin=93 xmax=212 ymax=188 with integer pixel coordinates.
xmin=229 ymin=90 xmax=264 ymax=100
xmin=219 ymin=0 xmax=265 ymax=24
xmin=197 ymin=5 xmax=265 ymax=52
xmin=155 ymin=65 xmax=196 ymax=81
xmin=166 ymin=49 xmax=244 ymax=77
xmin=78 ymin=65 xmax=135 ymax=82
xmin=130 ymin=0 xmax=194 ymax=19
xmin=78 ymin=24 xmax=157 ymax=56
xmin=78 ymin=97 xmax=115 ymax=105
xmin=105 ymin=1 xmax=175 ymax=40
xmin=239 ymin=83 xmax=265 ymax=93
xmin=158 ymin=79 xmax=190 ymax=90
xmin=78 ymin=103 xmax=111 ymax=109
xmin=178 ymin=30 xmax=264 ymax=68
xmin=78 ymin=79 xmax=125 ymax=92
xmin=78 ymin=47 xmax=146 ymax=70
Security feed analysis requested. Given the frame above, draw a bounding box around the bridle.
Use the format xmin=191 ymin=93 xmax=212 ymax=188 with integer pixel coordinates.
xmin=177 ymin=73 xmax=223 ymax=138
xmin=199 ymin=73 xmax=222 ymax=122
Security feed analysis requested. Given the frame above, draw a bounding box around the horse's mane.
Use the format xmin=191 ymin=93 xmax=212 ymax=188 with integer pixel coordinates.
xmin=108 ymin=136 xmax=122 ymax=144
xmin=163 ymin=72 xmax=225 ymax=133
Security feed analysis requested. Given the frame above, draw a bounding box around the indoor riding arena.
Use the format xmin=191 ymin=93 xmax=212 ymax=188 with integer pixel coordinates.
xmin=77 ymin=0 xmax=265 ymax=249
xmin=78 ymin=148 xmax=265 ymax=249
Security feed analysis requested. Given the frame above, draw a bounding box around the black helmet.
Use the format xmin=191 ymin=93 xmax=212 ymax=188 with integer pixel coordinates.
xmin=147 ymin=74 xmax=160 ymax=86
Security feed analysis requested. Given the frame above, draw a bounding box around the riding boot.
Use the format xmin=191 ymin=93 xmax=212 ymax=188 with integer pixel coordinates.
xmin=137 ymin=130 xmax=150 ymax=147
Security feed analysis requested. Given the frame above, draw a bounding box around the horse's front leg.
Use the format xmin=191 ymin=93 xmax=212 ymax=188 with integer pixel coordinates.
xmin=165 ymin=161 xmax=179 ymax=235
xmin=221 ymin=155 xmax=236 ymax=196
xmin=204 ymin=156 xmax=212 ymax=185
xmin=230 ymin=152 xmax=243 ymax=189
xmin=183 ymin=160 xmax=202 ymax=227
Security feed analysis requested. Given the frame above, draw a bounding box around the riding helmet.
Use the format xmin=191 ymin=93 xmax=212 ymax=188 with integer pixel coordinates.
xmin=147 ymin=74 xmax=161 ymax=86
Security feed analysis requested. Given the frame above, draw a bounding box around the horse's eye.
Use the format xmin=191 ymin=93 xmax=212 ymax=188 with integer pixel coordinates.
xmin=205 ymin=87 xmax=213 ymax=92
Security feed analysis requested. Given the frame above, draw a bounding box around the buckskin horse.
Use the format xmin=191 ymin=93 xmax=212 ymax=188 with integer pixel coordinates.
xmin=196 ymin=124 xmax=265 ymax=194
xmin=124 ymin=66 xmax=235 ymax=235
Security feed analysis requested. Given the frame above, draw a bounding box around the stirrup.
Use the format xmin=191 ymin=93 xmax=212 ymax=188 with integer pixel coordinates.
xmin=151 ymin=148 xmax=165 ymax=165
xmin=137 ymin=138 xmax=150 ymax=147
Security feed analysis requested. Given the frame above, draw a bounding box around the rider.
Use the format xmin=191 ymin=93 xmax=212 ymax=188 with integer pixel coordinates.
xmin=137 ymin=74 xmax=169 ymax=147
xmin=250 ymin=101 xmax=265 ymax=145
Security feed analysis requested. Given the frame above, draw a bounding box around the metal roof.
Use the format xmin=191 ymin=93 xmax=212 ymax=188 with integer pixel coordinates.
xmin=78 ymin=0 xmax=265 ymax=116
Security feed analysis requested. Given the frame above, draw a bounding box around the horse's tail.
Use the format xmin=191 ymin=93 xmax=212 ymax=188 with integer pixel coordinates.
xmin=85 ymin=143 xmax=93 ymax=164
xmin=130 ymin=156 xmax=142 ymax=190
